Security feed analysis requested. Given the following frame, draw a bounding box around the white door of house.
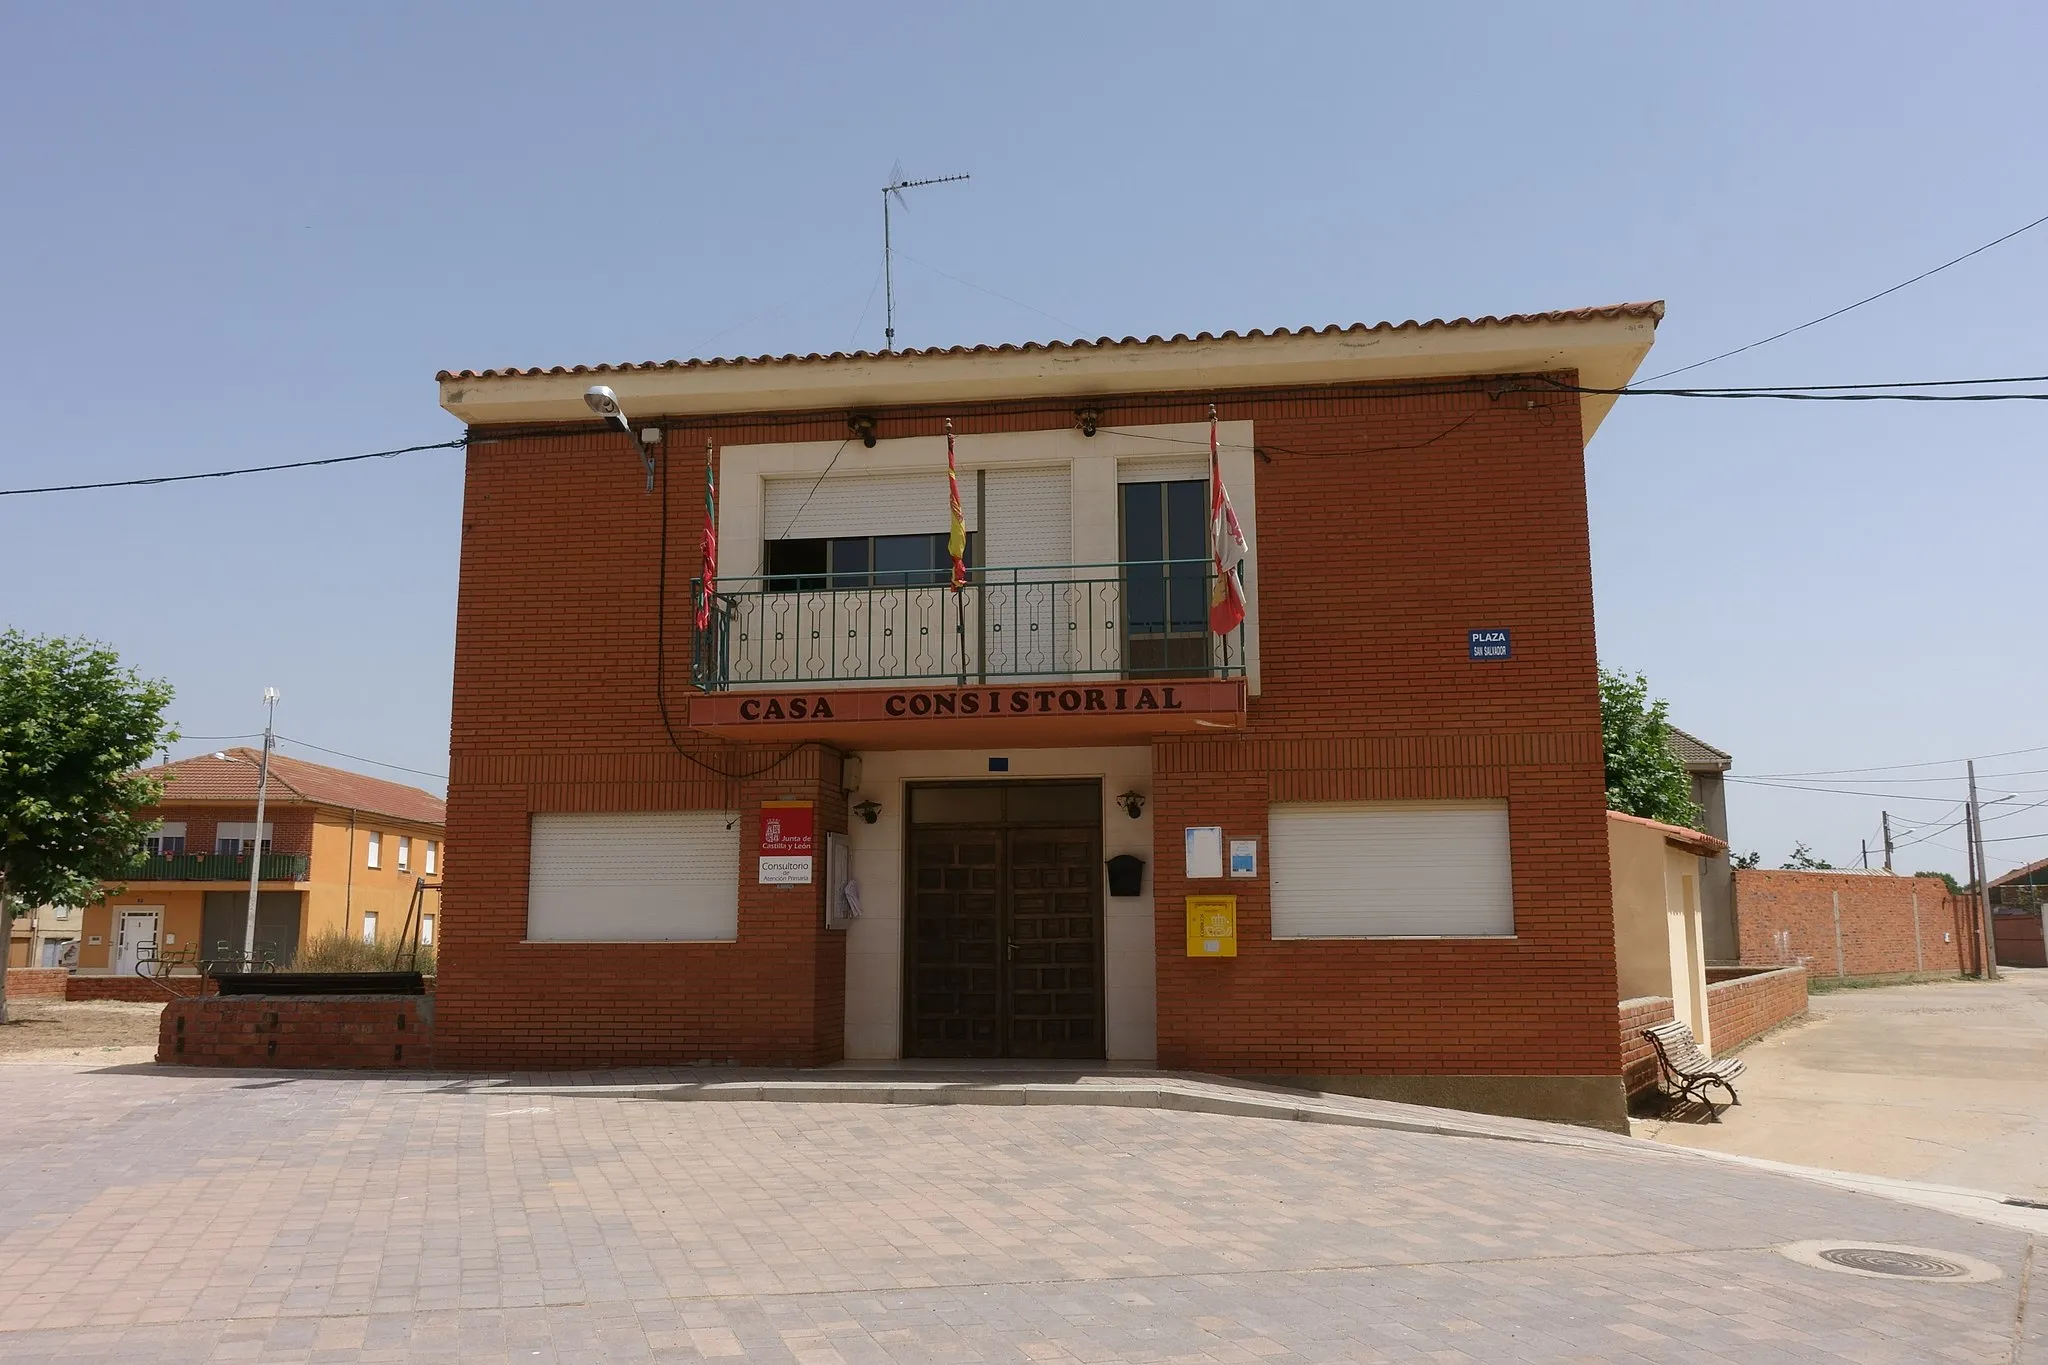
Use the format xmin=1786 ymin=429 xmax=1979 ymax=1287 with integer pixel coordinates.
xmin=114 ymin=909 xmax=161 ymax=976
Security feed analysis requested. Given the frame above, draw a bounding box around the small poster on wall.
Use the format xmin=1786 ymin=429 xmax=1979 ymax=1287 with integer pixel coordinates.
xmin=759 ymin=800 xmax=815 ymax=885
xmin=1184 ymin=826 xmax=1224 ymax=879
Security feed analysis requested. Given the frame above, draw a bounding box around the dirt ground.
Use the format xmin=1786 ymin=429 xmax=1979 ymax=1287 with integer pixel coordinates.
xmin=0 ymin=1000 xmax=162 ymax=1065
xmin=1635 ymin=966 xmax=2048 ymax=1200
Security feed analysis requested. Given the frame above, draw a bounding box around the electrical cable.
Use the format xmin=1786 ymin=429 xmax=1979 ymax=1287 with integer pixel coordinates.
xmin=775 ymin=437 xmax=856 ymax=541
xmin=1639 ymin=208 xmax=2048 ymax=383
xmin=891 ymin=249 xmax=1084 ymax=335
xmin=274 ymin=735 xmax=447 ymax=782
xmin=0 ymin=439 xmax=466 ymax=498
xmin=1723 ymin=777 xmax=1966 ymax=804
xmin=1527 ymin=376 xmax=2048 ymax=402
xmin=651 ymin=438 xmax=804 ymax=784
xmin=1744 ymin=742 xmax=2048 ymax=778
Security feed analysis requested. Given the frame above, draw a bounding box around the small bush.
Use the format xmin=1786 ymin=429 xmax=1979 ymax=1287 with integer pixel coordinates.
xmin=292 ymin=930 xmax=436 ymax=975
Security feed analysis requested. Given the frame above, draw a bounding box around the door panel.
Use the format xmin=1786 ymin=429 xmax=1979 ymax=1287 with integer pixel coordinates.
xmin=904 ymin=791 xmax=1103 ymax=1060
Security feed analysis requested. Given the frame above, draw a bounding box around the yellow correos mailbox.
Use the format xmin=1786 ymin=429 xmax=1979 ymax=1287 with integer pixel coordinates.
xmin=1185 ymin=895 xmax=1238 ymax=957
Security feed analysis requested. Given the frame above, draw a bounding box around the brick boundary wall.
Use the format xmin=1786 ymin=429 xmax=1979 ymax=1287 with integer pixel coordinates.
xmin=1704 ymin=965 xmax=1807 ymax=1052
xmin=4 ymin=968 xmax=69 ymax=1000
xmin=159 ymin=996 xmax=432 ymax=1069
xmin=66 ymin=975 xmax=218 ymax=1003
xmin=1735 ymin=870 xmax=1972 ymax=978
xmin=1619 ymin=996 xmax=1676 ymax=1100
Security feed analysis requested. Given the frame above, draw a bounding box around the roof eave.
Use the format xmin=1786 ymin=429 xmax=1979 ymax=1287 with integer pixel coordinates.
xmin=439 ymin=307 xmax=1662 ymax=449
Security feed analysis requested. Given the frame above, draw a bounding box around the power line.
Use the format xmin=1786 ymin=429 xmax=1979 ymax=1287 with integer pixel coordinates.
xmin=1724 ymin=777 xmax=1965 ymax=804
xmin=0 ymin=439 xmax=467 ymax=498
xmin=1744 ymin=742 xmax=2048 ymax=778
xmin=1639 ymin=207 xmax=2048 ymax=383
xmin=1534 ymin=377 xmax=2048 ymax=402
xmin=275 ymin=735 xmax=446 ymax=782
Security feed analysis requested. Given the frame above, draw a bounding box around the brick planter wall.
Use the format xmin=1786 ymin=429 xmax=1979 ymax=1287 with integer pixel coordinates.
xmin=5 ymin=968 xmax=70 ymax=1000
xmin=159 ymin=996 xmax=432 ymax=1069
xmin=1705 ymin=964 xmax=1807 ymax=1051
xmin=1619 ymin=996 xmax=1676 ymax=1099
xmin=66 ymin=975 xmax=217 ymax=1003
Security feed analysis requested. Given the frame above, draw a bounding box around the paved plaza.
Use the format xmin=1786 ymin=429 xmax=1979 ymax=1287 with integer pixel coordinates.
xmin=0 ymin=1061 xmax=2040 ymax=1363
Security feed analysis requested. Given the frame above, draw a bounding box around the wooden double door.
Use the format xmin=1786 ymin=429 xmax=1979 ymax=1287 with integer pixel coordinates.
xmin=905 ymin=782 xmax=1103 ymax=1059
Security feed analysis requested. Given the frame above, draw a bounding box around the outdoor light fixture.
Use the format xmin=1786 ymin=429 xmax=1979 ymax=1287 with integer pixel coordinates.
xmin=848 ymin=414 xmax=878 ymax=448
xmin=585 ymin=385 xmax=659 ymax=492
xmin=1077 ymin=407 xmax=1102 ymax=437
xmin=853 ymin=799 xmax=882 ymax=825
xmin=1116 ymin=790 xmax=1146 ymax=819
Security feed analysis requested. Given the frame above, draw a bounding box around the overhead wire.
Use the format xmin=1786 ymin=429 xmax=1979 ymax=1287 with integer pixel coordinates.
xmin=274 ymin=735 xmax=447 ymax=782
xmin=0 ymin=439 xmax=468 ymax=498
xmin=1638 ymin=207 xmax=2048 ymax=383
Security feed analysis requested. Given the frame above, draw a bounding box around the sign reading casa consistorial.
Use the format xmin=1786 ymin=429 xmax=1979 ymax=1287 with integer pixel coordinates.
xmin=687 ymin=678 xmax=1247 ymax=743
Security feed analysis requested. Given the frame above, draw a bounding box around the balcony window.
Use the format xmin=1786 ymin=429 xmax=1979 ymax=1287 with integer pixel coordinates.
xmin=214 ymin=822 xmax=274 ymax=855
xmin=1120 ymin=480 xmax=1210 ymax=675
xmin=765 ymin=532 xmax=976 ymax=592
xmin=146 ymin=823 xmax=187 ymax=856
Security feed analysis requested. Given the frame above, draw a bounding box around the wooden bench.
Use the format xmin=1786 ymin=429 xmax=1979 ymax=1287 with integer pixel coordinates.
xmin=1643 ymin=1020 xmax=1744 ymax=1117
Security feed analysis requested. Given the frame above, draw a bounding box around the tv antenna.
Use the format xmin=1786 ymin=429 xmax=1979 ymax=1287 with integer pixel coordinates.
xmin=881 ymin=162 xmax=970 ymax=353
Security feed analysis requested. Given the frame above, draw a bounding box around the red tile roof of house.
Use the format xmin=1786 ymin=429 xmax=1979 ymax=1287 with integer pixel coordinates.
xmin=436 ymin=302 xmax=1666 ymax=381
xmin=1607 ymin=810 xmax=1728 ymax=858
xmin=1992 ymin=856 xmax=2048 ymax=888
xmin=143 ymin=749 xmax=445 ymax=828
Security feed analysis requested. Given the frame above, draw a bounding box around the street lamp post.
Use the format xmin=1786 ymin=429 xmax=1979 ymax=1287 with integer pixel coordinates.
xmin=220 ymin=690 xmax=279 ymax=970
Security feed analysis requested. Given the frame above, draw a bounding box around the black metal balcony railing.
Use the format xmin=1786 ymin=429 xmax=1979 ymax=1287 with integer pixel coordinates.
xmin=692 ymin=559 xmax=1247 ymax=690
xmin=128 ymin=851 xmax=311 ymax=882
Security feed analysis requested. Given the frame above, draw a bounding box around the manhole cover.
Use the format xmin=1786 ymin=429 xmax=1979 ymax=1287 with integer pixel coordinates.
xmin=1780 ymin=1241 xmax=2002 ymax=1283
xmin=1817 ymin=1247 xmax=1967 ymax=1277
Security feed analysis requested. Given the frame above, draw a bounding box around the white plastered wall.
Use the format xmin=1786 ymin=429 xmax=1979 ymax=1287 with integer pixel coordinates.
xmin=721 ymin=422 xmax=1260 ymax=693
xmin=841 ymin=746 xmax=1157 ymax=1061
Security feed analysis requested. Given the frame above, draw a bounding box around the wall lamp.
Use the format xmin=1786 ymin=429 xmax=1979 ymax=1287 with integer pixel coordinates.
xmin=1116 ymin=790 xmax=1146 ymax=819
xmin=1076 ymin=407 xmax=1103 ymax=437
xmin=853 ymin=798 xmax=882 ymax=825
xmin=584 ymin=386 xmax=661 ymax=492
xmin=848 ymin=414 xmax=878 ymax=448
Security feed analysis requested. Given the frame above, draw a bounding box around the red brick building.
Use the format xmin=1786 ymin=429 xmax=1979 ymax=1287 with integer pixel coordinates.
xmin=434 ymin=304 xmax=1663 ymax=1128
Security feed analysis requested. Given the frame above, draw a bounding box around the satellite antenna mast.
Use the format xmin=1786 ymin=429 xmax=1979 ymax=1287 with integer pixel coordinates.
xmin=882 ymin=163 xmax=970 ymax=353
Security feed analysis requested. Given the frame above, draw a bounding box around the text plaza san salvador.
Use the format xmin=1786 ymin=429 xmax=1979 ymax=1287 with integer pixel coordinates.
xmin=434 ymin=301 xmax=1667 ymax=1130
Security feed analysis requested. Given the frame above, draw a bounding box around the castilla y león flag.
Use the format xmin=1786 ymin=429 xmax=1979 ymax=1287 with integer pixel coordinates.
xmin=1207 ymin=410 xmax=1247 ymax=634
xmin=696 ymin=439 xmax=718 ymax=632
xmin=946 ymin=420 xmax=968 ymax=591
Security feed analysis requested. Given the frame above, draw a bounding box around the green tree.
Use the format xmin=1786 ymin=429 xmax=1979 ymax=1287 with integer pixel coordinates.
xmin=1732 ymin=850 xmax=1762 ymax=870
xmin=0 ymin=631 xmax=175 ymax=1022
xmin=1782 ymin=842 xmax=1834 ymax=870
xmin=1914 ymin=869 xmax=1962 ymax=895
xmin=1599 ymin=667 xmax=1702 ymax=829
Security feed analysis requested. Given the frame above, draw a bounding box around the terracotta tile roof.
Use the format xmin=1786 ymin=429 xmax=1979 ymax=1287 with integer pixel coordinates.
xmin=143 ymin=749 xmax=445 ymax=828
xmin=1607 ymin=809 xmax=1728 ymax=858
xmin=1992 ymin=856 xmax=2048 ymax=888
xmin=1667 ymin=727 xmax=1732 ymax=771
xmin=436 ymin=302 xmax=1665 ymax=382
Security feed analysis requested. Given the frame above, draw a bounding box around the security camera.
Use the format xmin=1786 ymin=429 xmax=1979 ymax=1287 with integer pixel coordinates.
xmin=583 ymin=385 xmax=632 ymax=436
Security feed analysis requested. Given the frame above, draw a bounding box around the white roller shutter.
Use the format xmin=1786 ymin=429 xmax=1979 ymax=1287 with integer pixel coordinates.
xmin=1269 ymin=801 xmax=1514 ymax=938
xmin=528 ymin=811 xmax=740 ymax=942
xmin=763 ymin=472 xmax=980 ymax=541
xmin=982 ymin=466 xmax=1071 ymax=567
xmin=1117 ymin=455 xmax=1209 ymax=483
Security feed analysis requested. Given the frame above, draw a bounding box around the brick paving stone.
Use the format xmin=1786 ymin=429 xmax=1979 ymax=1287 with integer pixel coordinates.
xmin=0 ymin=1063 xmax=2039 ymax=1362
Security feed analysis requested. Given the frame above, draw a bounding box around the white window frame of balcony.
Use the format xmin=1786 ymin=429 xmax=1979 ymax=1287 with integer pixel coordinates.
xmin=719 ymin=420 xmax=1260 ymax=693
xmin=214 ymin=822 xmax=274 ymax=855
xmin=146 ymin=822 xmax=187 ymax=856
xmin=367 ymin=831 xmax=382 ymax=869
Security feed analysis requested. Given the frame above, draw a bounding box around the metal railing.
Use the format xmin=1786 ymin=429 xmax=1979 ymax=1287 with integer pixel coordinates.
xmin=691 ymin=559 xmax=1246 ymax=690
xmin=128 ymin=851 xmax=311 ymax=881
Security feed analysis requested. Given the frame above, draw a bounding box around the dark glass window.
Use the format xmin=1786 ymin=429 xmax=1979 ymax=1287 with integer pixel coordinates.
xmin=1120 ymin=480 xmax=1210 ymax=673
xmin=764 ymin=533 xmax=975 ymax=592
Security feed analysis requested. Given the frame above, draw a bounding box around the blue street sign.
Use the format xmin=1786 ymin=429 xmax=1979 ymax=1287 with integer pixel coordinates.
xmin=1468 ymin=629 xmax=1512 ymax=661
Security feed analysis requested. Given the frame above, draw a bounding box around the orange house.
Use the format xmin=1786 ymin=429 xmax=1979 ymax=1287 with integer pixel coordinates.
xmin=80 ymin=751 xmax=447 ymax=975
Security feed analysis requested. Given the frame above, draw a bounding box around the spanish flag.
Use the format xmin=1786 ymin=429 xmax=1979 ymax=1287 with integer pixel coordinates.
xmin=946 ymin=419 xmax=967 ymax=591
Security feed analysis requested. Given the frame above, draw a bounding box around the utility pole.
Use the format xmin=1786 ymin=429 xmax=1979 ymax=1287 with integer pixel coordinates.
xmin=1861 ymin=839 xmax=1869 ymax=870
xmin=241 ymin=688 xmax=279 ymax=970
xmin=1881 ymin=811 xmax=1894 ymax=873
xmin=1967 ymin=760 xmax=2000 ymax=980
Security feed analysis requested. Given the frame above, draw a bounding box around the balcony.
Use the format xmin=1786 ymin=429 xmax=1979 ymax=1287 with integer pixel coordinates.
xmin=128 ymin=851 xmax=311 ymax=882
xmin=691 ymin=559 xmax=1247 ymax=690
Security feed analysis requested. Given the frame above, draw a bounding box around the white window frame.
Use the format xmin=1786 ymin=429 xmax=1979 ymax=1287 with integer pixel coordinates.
xmin=146 ymin=821 xmax=188 ymax=855
xmin=361 ymin=911 xmax=378 ymax=944
xmin=397 ymin=836 xmax=411 ymax=872
xmin=214 ymin=822 xmax=274 ymax=855
xmin=419 ymin=914 xmax=434 ymax=946
xmin=424 ymin=840 xmax=438 ymax=876
xmin=366 ymin=831 xmax=382 ymax=869
xmin=1269 ymin=800 xmax=1515 ymax=940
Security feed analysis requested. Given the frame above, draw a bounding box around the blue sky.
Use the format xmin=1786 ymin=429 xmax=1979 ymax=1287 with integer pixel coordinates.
xmin=3 ymin=3 xmax=2043 ymax=879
